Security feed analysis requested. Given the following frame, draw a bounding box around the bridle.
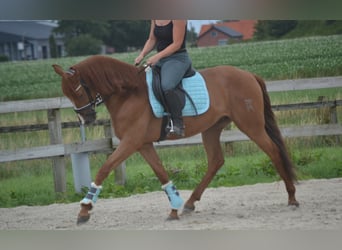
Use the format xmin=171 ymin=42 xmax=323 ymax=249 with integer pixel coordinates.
xmin=73 ymin=78 xmax=104 ymax=114
xmin=66 ymin=68 xmax=104 ymax=123
xmin=66 ymin=64 xmax=137 ymax=122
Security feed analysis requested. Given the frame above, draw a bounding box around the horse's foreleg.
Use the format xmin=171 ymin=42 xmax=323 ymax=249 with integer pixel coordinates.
xmin=139 ymin=143 xmax=169 ymax=184
xmin=184 ymin=123 xmax=226 ymax=213
xmin=139 ymin=143 xmax=183 ymax=220
xmin=95 ymin=140 xmax=139 ymax=185
xmin=77 ymin=140 xmax=138 ymax=224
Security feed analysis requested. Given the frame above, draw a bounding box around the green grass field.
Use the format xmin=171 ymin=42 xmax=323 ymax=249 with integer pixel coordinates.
xmin=0 ymin=35 xmax=341 ymax=208
xmin=0 ymin=35 xmax=341 ymax=101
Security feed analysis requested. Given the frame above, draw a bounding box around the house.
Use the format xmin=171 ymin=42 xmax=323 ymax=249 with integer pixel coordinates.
xmin=197 ymin=20 xmax=257 ymax=47
xmin=0 ymin=21 xmax=65 ymax=61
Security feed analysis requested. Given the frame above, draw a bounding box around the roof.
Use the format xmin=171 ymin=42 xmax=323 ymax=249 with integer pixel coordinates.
xmin=198 ymin=24 xmax=242 ymax=39
xmin=199 ymin=20 xmax=257 ymax=40
xmin=0 ymin=31 xmax=22 ymax=42
xmin=0 ymin=21 xmax=59 ymax=40
xmin=214 ymin=26 xmax=242 ymax=38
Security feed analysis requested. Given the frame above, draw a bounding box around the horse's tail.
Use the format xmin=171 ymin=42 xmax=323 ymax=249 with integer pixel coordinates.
xmin=254 ymin=74 xmax=297 ymax=181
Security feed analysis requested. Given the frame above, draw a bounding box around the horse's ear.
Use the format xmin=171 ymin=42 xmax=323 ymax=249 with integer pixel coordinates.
xmin=52 ymin=64 xmax=65 ymax=77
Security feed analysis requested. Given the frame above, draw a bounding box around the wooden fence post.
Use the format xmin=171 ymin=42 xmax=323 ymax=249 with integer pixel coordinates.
xmin=316 ymin=96 xmax=341 ymax=144
xmin=104 ymin=123 xmax=126 ymax=185
xmin=224 ymin=123 xmax=234 ymax=156
xmin=316 ymin=96 xmax=330 ymax=124
xmin=330 ymin=100 xmax=340 ymax=144
xmin=47 ymin=109 xmax=66 ymax=192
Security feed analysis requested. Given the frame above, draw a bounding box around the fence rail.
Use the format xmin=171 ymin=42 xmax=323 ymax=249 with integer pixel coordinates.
xmin=1 ymin=76 xmax=341 ymax=114
xmin=1 ymin=76 xmax=341 ymax=192
xmin=1 ymin=123 xmax=341 ymax=163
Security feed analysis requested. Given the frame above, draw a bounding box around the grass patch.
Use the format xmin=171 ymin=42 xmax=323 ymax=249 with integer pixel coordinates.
xmin=1 ymin=143 xmax=341 ymax=208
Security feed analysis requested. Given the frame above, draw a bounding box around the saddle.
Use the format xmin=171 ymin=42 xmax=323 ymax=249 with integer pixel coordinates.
xmin=149 ymin=65 xmax=208 ymax=141
xmin=151 ymin=64 xmax=197 ymax=117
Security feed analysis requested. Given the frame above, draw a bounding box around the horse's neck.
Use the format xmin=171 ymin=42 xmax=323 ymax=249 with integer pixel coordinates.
xmin=82 ymin=57 xmax=147 ymax=110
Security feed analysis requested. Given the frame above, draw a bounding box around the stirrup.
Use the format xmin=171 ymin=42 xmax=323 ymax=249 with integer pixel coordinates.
xmin=166 ymin=119 xmax=185 ymax=137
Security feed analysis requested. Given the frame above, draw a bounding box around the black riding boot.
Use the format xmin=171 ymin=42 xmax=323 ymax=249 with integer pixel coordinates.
xmin=164 ymin=89 xmax=185 ymax=137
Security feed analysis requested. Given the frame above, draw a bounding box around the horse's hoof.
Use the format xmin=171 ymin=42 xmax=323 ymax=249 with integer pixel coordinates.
xmin=288 ymin=200 xmax=300 ymax=207
xmin=182 ymin=205 xmax=195 ymax=215
xmin=166 ymin=209 xmax=180 ymax=221
xmin=77 ymin=215 xmax=90 ymax=225
xmin=166 ymin=214 xmax=179 ymax=221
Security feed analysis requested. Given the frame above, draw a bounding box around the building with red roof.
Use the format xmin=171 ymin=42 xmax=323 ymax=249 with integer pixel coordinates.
xmin=197 ymin=20 xmax=257 ymax=47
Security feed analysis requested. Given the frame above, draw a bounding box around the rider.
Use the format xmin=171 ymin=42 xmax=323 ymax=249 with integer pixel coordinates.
xmin=135 ymin=20 xmax=192 ymax=137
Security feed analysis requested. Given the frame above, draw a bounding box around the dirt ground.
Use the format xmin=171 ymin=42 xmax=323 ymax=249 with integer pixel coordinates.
xmin=1 ymin=178 xmax=341 ymax=230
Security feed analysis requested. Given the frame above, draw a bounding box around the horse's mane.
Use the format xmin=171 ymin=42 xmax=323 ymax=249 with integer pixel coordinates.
xmin=71 ymin=55 xmax=144 ymax=96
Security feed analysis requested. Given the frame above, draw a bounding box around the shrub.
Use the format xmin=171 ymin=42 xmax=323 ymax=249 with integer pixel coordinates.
xmin=65 ymin=34 xmax=102 ymax=56
xmin=0 ymin=54 xmax=9 ymax=62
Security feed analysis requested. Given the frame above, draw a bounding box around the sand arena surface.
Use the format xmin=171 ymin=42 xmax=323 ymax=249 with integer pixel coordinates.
xmin=1 ymin=178 xmax=341 ymax=230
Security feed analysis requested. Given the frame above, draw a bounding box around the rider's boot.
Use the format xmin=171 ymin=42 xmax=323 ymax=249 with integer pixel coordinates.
xmin=164 ymin=89 xmax=185 ymax=137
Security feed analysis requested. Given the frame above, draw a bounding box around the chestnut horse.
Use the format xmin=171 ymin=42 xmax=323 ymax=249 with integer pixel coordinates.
xmin=53 ymin=55 xmax=299 ymax=224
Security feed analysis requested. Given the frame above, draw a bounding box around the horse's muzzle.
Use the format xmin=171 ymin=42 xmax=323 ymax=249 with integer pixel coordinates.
xmin=76 ymin=109 xmax=97 ymax=125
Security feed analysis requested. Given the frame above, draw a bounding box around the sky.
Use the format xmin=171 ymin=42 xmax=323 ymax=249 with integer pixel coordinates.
xmin=188 ymin=20 xmax=219 ymax=33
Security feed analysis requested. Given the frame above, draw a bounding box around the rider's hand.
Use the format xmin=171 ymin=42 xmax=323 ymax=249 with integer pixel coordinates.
xmin=134 ymin=54 xmax=144 ymax=66
xmin=146 ymin=54 xmax=160 ymax=66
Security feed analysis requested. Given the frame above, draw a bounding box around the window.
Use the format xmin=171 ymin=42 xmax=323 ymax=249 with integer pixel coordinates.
xmin=218 ymin=39 xmax=228 ymax=46
xmin=211 ymin=31 xmax=217 ymax=37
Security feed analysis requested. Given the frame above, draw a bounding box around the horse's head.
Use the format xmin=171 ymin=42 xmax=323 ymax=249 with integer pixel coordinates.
xmin=52 ymin=64 xmax=97 ymax=125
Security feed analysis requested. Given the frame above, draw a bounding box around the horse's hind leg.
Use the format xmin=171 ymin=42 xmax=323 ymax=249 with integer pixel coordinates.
xmin=183 ymin=118 xmax=229 ymax=213
xmin=234 ymin=119 xmax=298 ymax=206
xmin=252 ymin=132 xmax=298 ymax=206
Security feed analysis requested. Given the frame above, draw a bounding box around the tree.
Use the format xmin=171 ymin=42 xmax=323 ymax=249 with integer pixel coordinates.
xmin=49 ymin=34 xmax=58 ymax=58
xmin=54 ymin=20 xmax=150 ymax=53
xmin=254 ymin=20 xmax=298 ymax=40
xmin=104 ymin=20 xmax=150 ymax=52
xmin=186 ymin=24 xmax=198 ymax=47
xmin=65 ymin=34 xmax=102 ymax=56
xmin=54 ymin=20 xmax=110 ymax=43
xmin=53 ymin=20 xmax=199 ymax=54
xmin=53 ymin=20 xmax=109 ymax=56
xmin=104 ymin=20 xmax=199 ymax=51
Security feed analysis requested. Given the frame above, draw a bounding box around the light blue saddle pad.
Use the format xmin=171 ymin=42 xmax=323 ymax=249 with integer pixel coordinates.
xmin=146 ymin=70 xmax=210 ymax=118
